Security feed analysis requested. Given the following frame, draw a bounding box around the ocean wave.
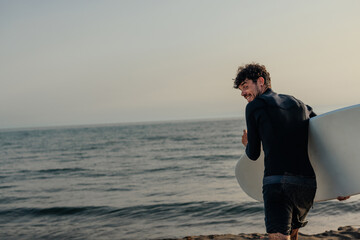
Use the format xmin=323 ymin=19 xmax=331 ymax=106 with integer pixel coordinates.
xmin=141 ymin=135 xmax=199 ymax=142
xmin=174 ymin=154 xmax=239 ymax=162
xmin=4 ymin=168 xmax=91 ymax=181
xmin=0 ymin=201 xmax=263 ymax=221
xmin=17 ymin=168 xmax=87 ymax=175
xmin=0 ymin=206 xmax=105 ymax=220
xmin=312 ymin=200 xmax=360 ymax=216
xmin=143 ymin=166 xmax=182 ymax=173
xmin=37 ymin=168 xmax=87 ymax=174
xmin=2 ymin=200 xmax=357 ymax=223
xmin=0 ymin=196 xmax=29 ymax=204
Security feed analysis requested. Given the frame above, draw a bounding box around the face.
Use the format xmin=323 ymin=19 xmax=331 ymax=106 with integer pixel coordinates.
xmin=239 ymin=78 xmax=263 ymax=103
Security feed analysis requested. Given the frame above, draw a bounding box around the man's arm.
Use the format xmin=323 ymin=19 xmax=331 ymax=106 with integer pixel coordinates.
xmin=306 ymin=104 xmax=317 ymax=118
xmin=244 ymin=105 xmax=261 ymax=160
xmin=337 ymin=196 xmax=350 ymax=201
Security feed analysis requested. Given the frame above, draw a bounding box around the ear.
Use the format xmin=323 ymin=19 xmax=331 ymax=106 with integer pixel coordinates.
xmin=257 ymin=77 xmax=265 ymax=86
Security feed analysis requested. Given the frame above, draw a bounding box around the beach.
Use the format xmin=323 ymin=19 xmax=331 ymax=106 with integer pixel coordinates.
xmin=166 ymin=226 xmax=360 ymax=240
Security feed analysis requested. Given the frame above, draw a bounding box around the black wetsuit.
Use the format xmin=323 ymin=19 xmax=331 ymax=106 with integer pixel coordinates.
xmin=245 ymin=88 xmax=316 ymax=177
xmin=245 ymin=88 xmax=317 ymax=234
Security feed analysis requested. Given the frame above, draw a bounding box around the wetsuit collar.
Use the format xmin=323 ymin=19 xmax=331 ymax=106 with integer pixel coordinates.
xmin=261 ymin=88 xmax=273 ymax=96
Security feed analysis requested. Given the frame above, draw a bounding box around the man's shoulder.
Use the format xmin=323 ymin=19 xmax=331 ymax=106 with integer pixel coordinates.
xmin=246 ymin=97 xmax=266 ymax=114
xmin=261 ymin=89 xmax=294 ymax=102
xmin=261 ymin=90 xmax=303 ymax=109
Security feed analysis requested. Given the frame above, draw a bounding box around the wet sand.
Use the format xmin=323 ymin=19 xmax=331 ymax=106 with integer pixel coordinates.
xmin=163 ymin=226 xmax=360 ymax=240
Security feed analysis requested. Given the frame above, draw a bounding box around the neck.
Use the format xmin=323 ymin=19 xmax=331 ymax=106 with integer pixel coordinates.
xmin=260 ymin=86 xmax=269 ymax=95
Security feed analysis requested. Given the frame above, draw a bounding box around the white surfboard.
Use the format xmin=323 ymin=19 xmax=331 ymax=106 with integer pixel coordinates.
xmin=235 ymin=104 xmax=360 ymax=202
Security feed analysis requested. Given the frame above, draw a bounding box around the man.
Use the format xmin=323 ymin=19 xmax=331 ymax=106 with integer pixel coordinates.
xmin=234 ymin=63 xmax=316 ymax=240
xmin=234 ymin=63 xmax=350 ymax=240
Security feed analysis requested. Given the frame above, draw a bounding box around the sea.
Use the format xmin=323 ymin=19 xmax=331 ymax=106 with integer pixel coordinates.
xmin=1 ymin=118 xmax=360 ymax=240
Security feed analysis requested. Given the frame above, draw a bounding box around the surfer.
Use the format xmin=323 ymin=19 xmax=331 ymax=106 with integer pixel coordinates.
xmin=233 ymin=63 xmax=348 ymax=240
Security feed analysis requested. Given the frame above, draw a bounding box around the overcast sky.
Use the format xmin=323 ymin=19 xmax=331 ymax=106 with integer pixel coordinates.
xmin=1 ymin=0 xmax=359 ymax=129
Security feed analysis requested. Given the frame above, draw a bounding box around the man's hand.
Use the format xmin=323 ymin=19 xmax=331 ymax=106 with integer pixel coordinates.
xmin=337 ymin=196 xmax=350 ymax=201
xmin=242 ymin=129 xmax=248 ymax=147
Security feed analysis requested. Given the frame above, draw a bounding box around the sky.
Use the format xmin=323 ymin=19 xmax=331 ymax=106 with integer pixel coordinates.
xmin=1 ymin=0 xmax=360 ymax=129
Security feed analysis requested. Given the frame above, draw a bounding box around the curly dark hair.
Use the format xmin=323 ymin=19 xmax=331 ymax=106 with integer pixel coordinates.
xmin=233 ymin=63 xmax=271 ymax=89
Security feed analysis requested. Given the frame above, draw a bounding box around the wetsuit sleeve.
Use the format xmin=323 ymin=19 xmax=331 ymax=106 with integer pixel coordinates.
xmin=293 ymin=96 xmax=317 ymax=118
xmin=306 ymin=105 xmax=317 ymax=118
xmin=245 ymin=104 xmax=261 ymax=160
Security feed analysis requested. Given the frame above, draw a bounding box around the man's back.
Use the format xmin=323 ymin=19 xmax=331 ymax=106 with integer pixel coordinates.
xmin=245 ymin=88 xmax=316 ymax=177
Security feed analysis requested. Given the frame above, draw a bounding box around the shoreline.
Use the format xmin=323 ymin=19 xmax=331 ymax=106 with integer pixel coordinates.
xmin=161 ymin=226 xmax=360 ymax=240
